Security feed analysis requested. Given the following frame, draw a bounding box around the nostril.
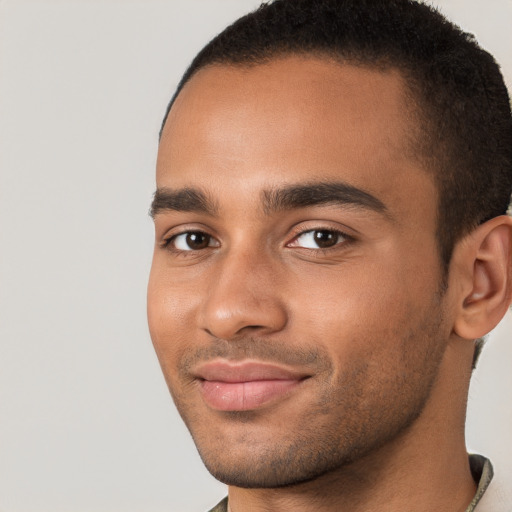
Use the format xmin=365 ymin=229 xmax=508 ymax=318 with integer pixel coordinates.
xmin=203 ymin=324 xmax=266 ymax=339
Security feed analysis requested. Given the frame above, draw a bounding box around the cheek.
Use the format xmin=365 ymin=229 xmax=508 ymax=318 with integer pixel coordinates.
xmin=290 ymin=261 xmax=406 ymax=325
xmin=286 ymin=256 xmax=438 ymax=364
xmin=147 ymin=265 xmax=196 ymax=370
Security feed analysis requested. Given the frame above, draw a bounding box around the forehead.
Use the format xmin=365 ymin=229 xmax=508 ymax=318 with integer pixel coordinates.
xmin=157 ymin=56 xmax=434 ymax=220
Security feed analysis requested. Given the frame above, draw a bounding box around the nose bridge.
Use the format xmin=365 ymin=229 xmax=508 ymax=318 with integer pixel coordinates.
xmin=201 ymin=244 xmax=287 ymax=339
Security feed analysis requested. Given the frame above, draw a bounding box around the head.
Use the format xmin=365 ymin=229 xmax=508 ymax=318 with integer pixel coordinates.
xmin=148 ymin=0 xmax=512 ymax=490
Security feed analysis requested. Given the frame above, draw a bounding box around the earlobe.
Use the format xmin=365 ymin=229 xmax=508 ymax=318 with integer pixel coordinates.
xmin=453 ymin=215 xmax=512 ymax=340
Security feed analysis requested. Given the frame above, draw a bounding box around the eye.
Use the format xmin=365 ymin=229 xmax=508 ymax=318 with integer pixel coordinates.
xmin=288 ymin=229 xmax=347 ymax=249
xmin=169 ymin=231 xmax=219 ymax=251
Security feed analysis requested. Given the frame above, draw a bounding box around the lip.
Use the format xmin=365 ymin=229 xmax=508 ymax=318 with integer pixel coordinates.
xmin=194 ymin=360 xmax=310 ymax=411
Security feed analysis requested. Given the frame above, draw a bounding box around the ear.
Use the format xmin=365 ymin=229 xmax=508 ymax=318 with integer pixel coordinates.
xmin=453 ymin=215 xmax=512 ymax=340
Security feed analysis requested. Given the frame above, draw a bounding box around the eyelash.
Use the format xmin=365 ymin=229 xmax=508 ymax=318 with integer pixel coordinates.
xmin=161 ymin=226 xmax=354 ymax=256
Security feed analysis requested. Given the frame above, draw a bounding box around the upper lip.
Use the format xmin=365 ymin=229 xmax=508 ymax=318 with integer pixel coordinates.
xmin=193 ymin=360 xmax=311 ymax=383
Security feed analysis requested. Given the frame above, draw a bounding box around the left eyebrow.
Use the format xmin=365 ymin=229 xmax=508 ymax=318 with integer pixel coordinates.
xmin=262 ymin=181 xmax=389 ymax=216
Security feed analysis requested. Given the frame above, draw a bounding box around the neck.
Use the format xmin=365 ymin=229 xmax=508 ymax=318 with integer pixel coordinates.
xmin=227 ymin=340 xmax=477 ymax=512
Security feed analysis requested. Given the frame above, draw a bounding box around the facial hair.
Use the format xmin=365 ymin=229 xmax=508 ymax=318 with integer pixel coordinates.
xmin=169 ymin=292 xmax=447 ymax=489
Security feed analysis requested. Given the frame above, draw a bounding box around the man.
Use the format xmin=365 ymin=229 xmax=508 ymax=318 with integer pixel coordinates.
xmin=147 ymin=0 xmax=512 ymax=510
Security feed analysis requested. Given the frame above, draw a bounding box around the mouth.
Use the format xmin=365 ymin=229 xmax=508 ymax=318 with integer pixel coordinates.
xmin=193 ymin=360 xmax=311 ymax=412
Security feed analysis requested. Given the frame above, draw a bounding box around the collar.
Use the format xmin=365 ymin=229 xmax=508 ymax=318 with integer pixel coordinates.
xmin=466 ymin=454 xmax=494 ymax=511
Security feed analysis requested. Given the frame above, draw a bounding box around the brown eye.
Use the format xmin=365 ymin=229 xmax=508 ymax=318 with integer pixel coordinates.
xmin=172 ymin=231 xmax=217 ymax=251
xmin=186 ymin=232 xmax=210 ymax=250
xmin=288 ymin=229 xmax=347 ymax=249
xmin=313 ymin=230 xmax=339 ymax=248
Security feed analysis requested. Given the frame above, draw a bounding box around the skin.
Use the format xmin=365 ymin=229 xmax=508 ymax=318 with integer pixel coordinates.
xmin=148 ymin=57 xmax=511 ymax=511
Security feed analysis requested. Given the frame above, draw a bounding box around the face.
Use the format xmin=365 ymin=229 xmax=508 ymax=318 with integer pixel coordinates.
xmin=148 ymin=57 xmax=452 ymax=488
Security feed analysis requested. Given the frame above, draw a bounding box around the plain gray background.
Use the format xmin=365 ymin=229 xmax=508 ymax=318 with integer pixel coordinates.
xmin=0 ymin=1 xmax=510 ymax=511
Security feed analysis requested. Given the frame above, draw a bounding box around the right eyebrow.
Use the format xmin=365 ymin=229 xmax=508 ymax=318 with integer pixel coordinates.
xmin=149 ymin=187 xmax=218 ymax=218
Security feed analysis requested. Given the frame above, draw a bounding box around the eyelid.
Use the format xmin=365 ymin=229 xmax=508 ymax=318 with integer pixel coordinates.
xmin=286 ymin=219 xmax=355 ymax=240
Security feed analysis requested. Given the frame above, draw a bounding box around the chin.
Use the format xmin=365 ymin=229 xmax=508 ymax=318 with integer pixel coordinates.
xmin=190 ymin=419 xmax=388 ymax=489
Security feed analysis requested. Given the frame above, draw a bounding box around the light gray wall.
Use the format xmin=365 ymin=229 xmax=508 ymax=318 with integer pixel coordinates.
xmin=0 ymin=1 xmax=510 ymax=511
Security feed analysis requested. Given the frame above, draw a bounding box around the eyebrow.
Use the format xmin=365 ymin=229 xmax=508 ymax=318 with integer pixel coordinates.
xmin=150 ymin=187 xmax=218 ymax=218
xmin=150 ymin=181 xmax=389 ymax=219
xmin=262 ymin=181 xmax=388 ymax=216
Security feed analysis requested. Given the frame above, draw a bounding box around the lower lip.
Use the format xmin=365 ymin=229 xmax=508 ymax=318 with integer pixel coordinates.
xmin=199 ymin=379 xmax=301 ymax=411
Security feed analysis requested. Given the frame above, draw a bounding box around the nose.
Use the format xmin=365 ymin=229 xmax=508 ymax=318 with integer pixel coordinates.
xmin=200 ymin=249 xmax=288 ymax=340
